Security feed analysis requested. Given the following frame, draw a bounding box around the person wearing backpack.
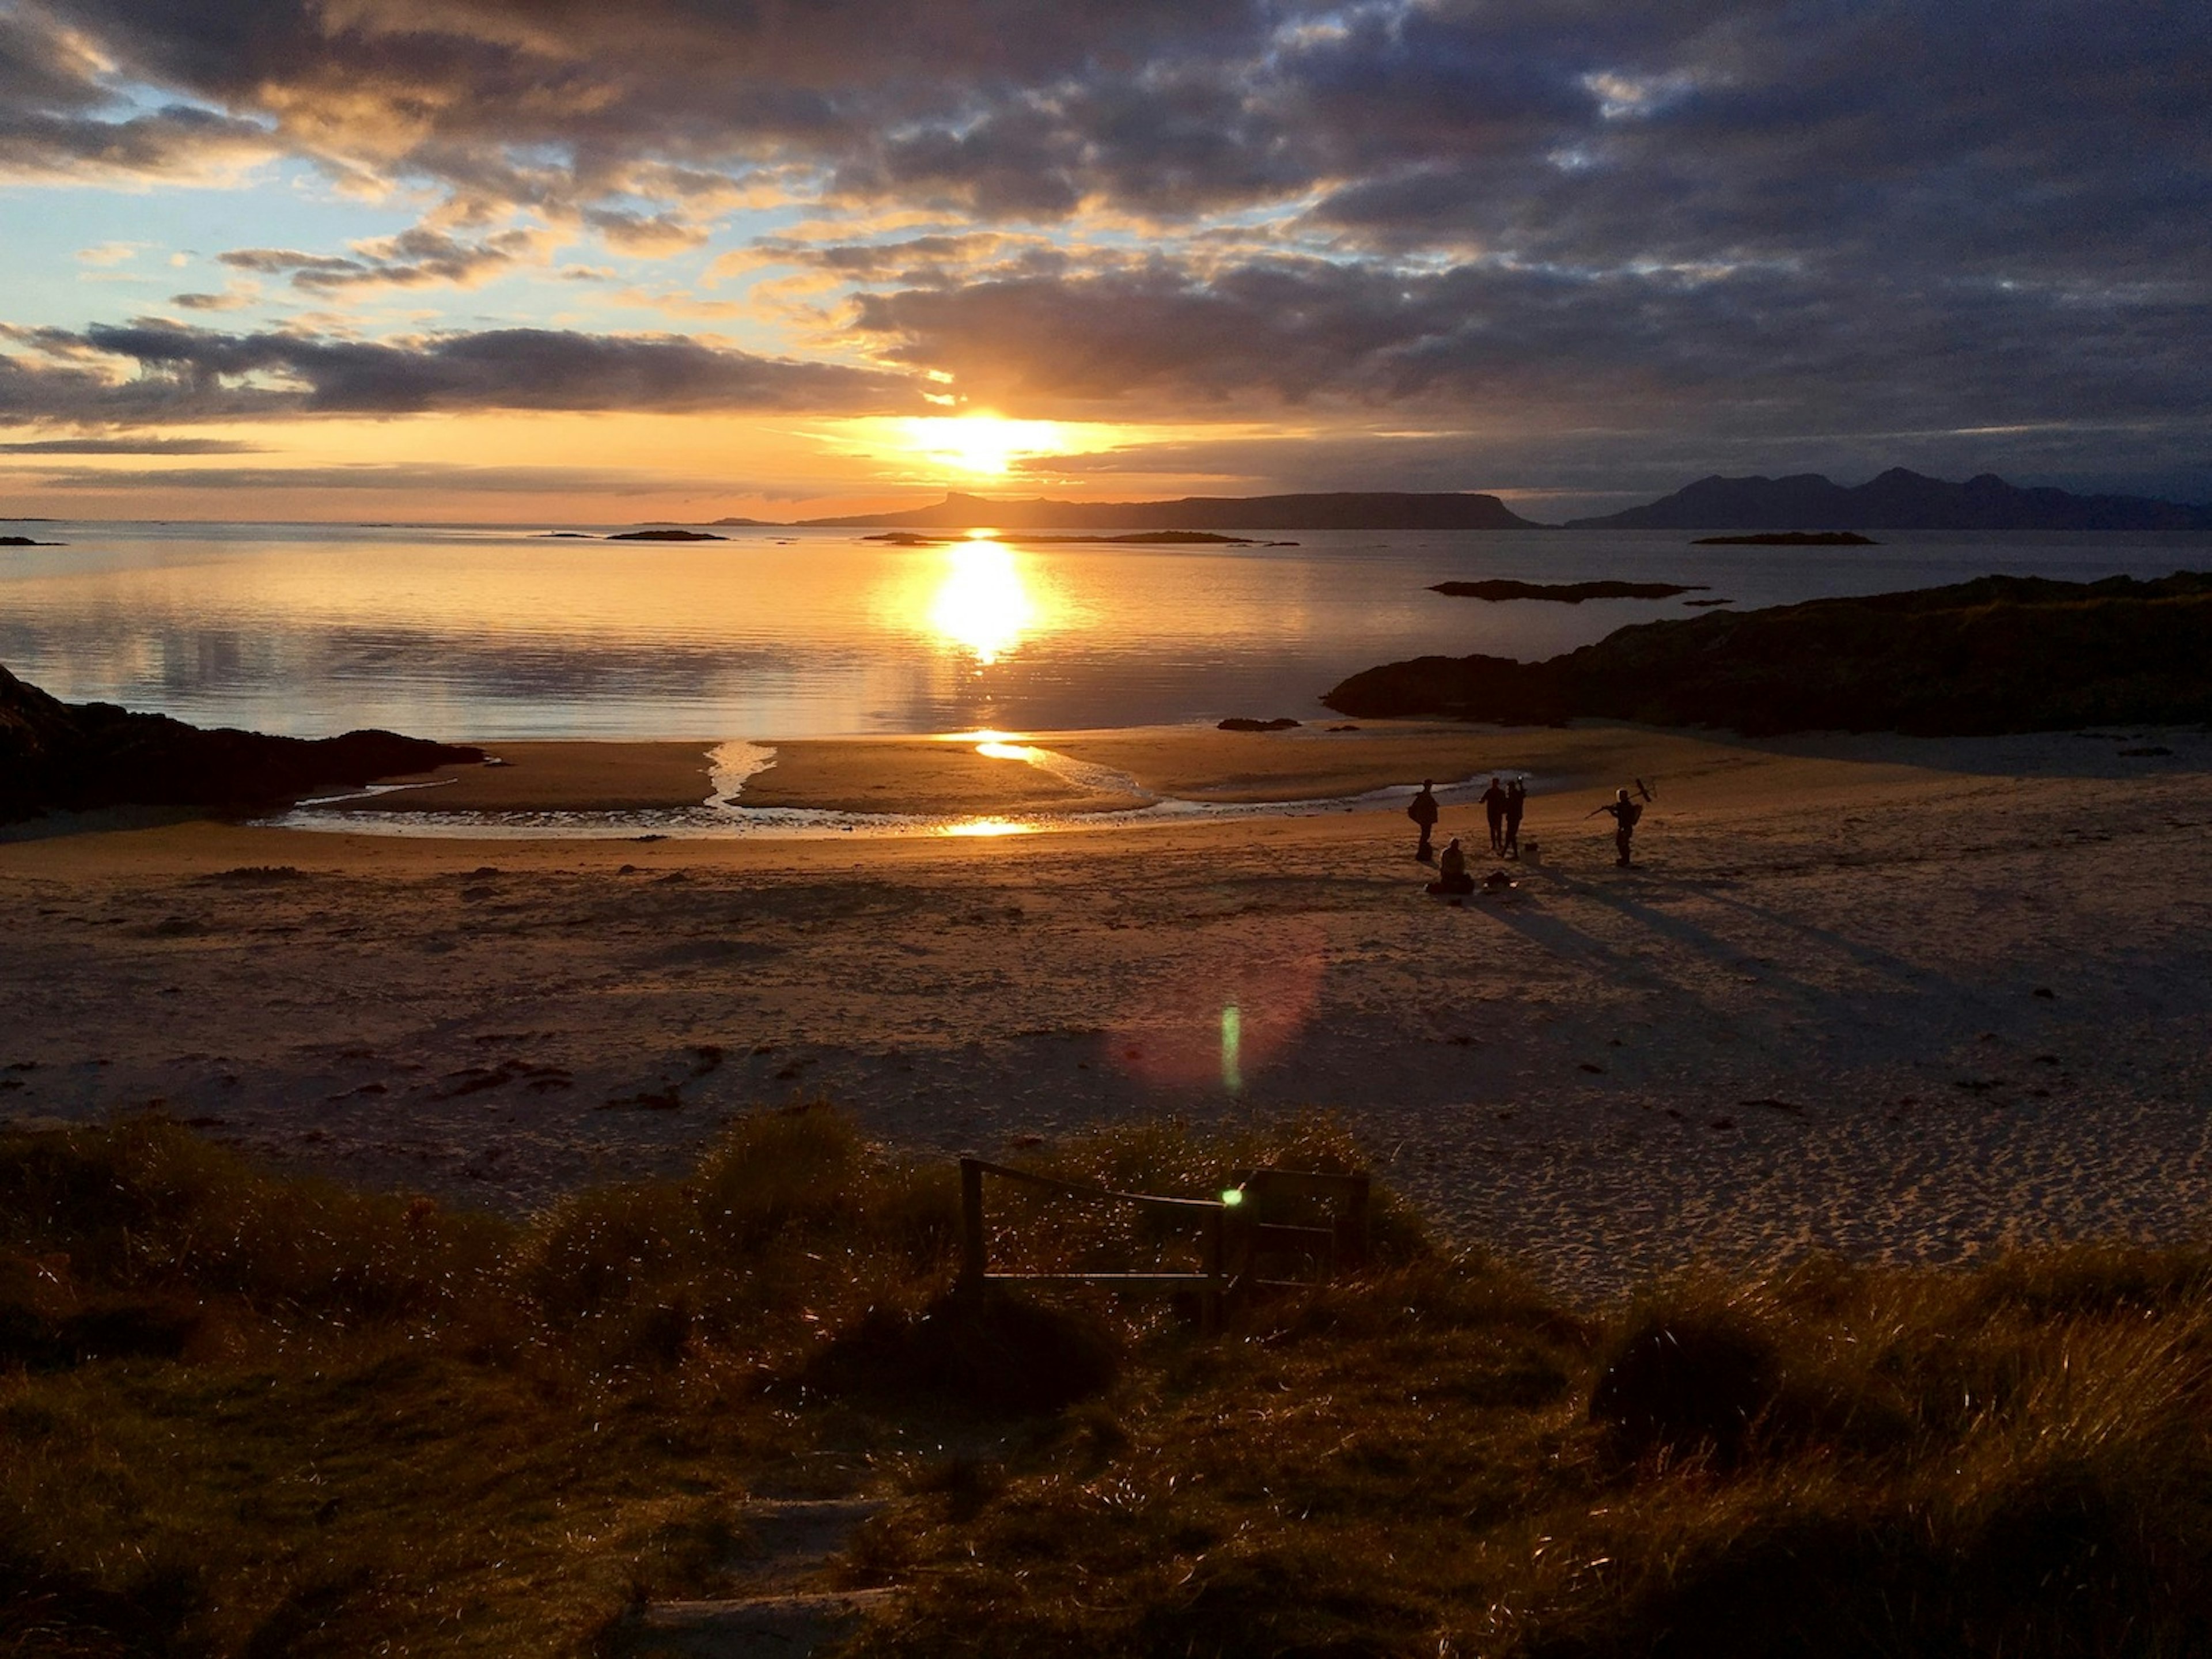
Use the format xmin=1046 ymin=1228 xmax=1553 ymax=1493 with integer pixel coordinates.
xmin=1407 ymin=779 xmax=1440 ymax=861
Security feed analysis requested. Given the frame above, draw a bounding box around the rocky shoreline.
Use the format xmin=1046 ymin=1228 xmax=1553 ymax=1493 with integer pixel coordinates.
xmin=1326 ymin=571 xmax=2212 ymax=736
xmin=0 ymin=664 xmax=481 ymax=823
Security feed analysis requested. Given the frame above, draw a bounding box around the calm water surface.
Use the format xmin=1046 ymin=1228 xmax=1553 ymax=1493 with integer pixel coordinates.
xmin=2 ymin=521 xmax=2205 ymax=738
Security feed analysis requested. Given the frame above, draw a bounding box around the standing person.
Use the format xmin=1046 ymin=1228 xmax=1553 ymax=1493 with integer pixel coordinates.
xmin=1503 ymin=777 xmax=1527 ymax=859
xmin=1407 ymin=779 xmax=1440 ymax=861
xmin=1589 ymin=786 xmax=1643 ymax=867
xmin=1479 ymin=775 xmax=1509 ymax=855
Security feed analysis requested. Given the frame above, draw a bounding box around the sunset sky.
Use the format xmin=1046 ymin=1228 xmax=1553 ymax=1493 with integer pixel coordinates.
xmin=1 ymin=0 xmax=2205 ymax=522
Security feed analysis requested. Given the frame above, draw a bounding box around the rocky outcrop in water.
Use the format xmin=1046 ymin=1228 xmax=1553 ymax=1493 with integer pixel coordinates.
xmin=1324 ymin=573 xmax=2212 ymax=736
xmin=0 ymin=664 xmax=482 ymax=823
xmin=1430 ymin=580 xmax=1704 ymax=602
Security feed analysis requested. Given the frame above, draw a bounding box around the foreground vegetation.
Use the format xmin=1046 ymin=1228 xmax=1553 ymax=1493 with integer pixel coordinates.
xmin=4 ymin=1109 xmax=2209 ymax=1656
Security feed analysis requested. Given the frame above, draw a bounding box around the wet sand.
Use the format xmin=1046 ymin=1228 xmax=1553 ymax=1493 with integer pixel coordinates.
xmin=358 ymin=741 xmax=716 ymax=813
xmin=4 ymin=719 xmax=2210 ymax=1301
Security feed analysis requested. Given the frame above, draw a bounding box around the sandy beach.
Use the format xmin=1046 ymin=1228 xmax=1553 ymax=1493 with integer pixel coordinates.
xmin=5 ymin=719 xmax=2209 ymax=1301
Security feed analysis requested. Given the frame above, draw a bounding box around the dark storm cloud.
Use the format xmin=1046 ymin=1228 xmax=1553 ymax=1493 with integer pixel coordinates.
xmin=0 ymin=321 xmax=916 ymax=421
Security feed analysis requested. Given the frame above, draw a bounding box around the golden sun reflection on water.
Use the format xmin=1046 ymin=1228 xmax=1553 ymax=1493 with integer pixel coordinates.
xmin=926 ymin=536 xmax=1038 ymax=665
xmin=937 ymin=816 xmax=1037 ymax=838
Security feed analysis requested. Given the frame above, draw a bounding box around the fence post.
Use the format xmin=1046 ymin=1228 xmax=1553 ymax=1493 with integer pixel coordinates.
xmin=959 ymin=1157 xmax=987 ymax=1294
xmin=1202 ymin=1206 xmax=1225 ymax=1335
xmin=1340 ymin=1173 xmax=1372 ymax=1271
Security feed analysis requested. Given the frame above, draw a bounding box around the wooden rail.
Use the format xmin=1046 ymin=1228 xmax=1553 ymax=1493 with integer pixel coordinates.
xmin=957 ymin=1156 xmax=1370 ymax=1334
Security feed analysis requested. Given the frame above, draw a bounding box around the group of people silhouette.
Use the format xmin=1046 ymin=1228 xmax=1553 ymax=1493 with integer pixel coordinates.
xmin=1407 ymin=774 xmax=1645 ymax=895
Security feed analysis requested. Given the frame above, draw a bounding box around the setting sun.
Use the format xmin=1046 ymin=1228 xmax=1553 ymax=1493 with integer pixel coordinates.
xmin=900 ymin=415 xmax=1071 ymax=477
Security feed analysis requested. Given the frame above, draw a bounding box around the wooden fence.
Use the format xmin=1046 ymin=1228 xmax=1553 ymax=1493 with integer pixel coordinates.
xmin=957 ymin=1157 xmax=1370 ymax=1332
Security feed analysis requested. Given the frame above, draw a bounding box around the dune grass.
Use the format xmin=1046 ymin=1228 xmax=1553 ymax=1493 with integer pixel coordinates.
xmin=3 ymin=1109 xmax=2209 ymax=1656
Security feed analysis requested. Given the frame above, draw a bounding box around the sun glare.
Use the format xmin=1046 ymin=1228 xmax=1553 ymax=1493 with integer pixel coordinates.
xmin=927 ymin=538 xmax=1036 ymax=664
xmin=902 ymin=415 xmax=1069 ymax=477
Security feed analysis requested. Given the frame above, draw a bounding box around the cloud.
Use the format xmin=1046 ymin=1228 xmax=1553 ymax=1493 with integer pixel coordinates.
xmin=75 ymin=241 xmax=145 ymax=266
xmin=218 ymin=226 xmax=552 ymax=292
xmin=1 ymin=460 xmax=736 ymax=494
xmin=0 ymin=319 xmax=918 ymax=421
xmin=1 ymin=0 xmax=2205 ymax=501
xmin=0 ymin=435 xmax=262 ymax=453
xmin=847 ymin=250 xmax=2212 ymax=485
xmin=16 ymin=0 xmax=1257 ymax=215
xmin=10 ymin=0 xmax=2206 ymax=273
xmin=0 ymin=9 xmax=276 ymax=181
xmin=169 ymin=281 xmax=260 ymax=310
xmin=582 ymin=209 xmax=709 ymax=257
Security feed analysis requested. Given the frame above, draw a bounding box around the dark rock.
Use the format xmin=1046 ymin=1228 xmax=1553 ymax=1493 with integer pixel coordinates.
xmin=1217 ymin=717 xmax=1302 ymax=732
xmin=1 ymin=662 xmax=480 ymax=823
xmin=0 ymin=536 xmax=64 ymax=547
xmin=1692 ymin=531 xmax=1878 ymax=546
xmin=1323 ymin=571 xmax=2212 ymax=737
xmin=607 ymin=528 xmax=726 ymax=540
xmin=1430 ymin=579 xmax=1703 ymax=602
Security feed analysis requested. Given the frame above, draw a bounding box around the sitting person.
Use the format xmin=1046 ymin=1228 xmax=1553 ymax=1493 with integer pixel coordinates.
xmin=1427 ymin=835 xmax=1475 ymax=895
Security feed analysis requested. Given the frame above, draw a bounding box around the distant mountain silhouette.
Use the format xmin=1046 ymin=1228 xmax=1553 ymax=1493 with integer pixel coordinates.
xmin=1569 ymin=468 xmax=2212 ymax=531
xmin=799 ymin=491 xmax=1543 ymax=531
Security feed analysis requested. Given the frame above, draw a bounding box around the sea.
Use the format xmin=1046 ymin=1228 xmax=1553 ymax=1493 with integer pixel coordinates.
xmin=2 ymin=520 xmax=2206 ymax=741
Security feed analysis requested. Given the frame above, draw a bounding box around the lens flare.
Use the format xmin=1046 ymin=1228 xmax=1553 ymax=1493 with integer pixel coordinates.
xmin=1107 ymin=921 xmax=1327 ymax=1093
